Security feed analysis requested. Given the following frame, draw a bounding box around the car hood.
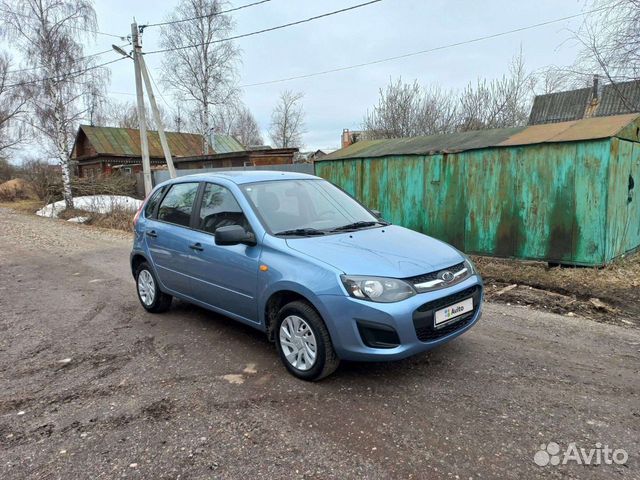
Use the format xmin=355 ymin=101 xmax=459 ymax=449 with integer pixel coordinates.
xmin=285 ymin=225 xmax=464 ymax=278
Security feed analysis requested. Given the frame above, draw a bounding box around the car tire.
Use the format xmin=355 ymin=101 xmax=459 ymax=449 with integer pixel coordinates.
xmin=275 ymin=301 xmax=340 ymax=381
xmin=135 ymin=261 xmax=172 ymax=313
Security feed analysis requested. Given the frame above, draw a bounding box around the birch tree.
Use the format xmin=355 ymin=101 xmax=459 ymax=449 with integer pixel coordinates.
xmin=269 ymin=90 xmax=305 ymax=148
xmin=159 ymin=0 xmax=240 ymax=154
xmin=1 ymin=0 xmax=101 ymax=209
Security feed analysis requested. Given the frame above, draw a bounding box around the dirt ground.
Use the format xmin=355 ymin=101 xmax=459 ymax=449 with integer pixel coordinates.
xmin=0 ymin=208 xmax=639 ymax=479
xmin=476 ymin=254 xmax=640 ymax=326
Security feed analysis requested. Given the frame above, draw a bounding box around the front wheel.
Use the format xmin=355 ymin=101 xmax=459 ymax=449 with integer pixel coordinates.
xmin=275 ymin=301 xmax=340 ymax=381
xmin=135 ymin=262 xmax=172 ymax=313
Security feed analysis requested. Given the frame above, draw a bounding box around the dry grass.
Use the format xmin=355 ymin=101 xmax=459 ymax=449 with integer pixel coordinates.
xmin=0 ymin=199 xmax=44 ymax=214
xmin=474 ymin=254 xmax=640 ymax=296
xmin=57 ymin=206 xmax=134 ymax=232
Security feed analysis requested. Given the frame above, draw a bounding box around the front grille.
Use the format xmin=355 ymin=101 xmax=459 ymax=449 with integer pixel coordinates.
xmin=413 ymin=285 xmax=482 ymax=342
xmin=406 ymin=262 xmax=465 ymax=286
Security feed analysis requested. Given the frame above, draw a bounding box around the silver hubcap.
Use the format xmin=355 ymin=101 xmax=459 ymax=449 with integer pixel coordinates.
xmin=279 ymin=315 xmax=317 ymax=371
xmin=137 ymin=269 xmax=155 ymax=306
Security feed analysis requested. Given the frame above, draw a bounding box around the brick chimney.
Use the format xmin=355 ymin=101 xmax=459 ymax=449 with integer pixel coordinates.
xmin=341 ymin=129 xmax=353 ymax=149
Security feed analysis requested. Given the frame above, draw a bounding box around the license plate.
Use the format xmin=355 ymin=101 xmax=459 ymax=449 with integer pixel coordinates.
xmin=435 ymin=297 xmax=474 ymax=326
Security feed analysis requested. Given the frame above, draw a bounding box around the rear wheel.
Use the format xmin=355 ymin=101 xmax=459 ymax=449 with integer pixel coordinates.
xmin=135 ymin=262 xmax=172 ymax=313
xmin=275 ymin=301 xmax=339 ymax=381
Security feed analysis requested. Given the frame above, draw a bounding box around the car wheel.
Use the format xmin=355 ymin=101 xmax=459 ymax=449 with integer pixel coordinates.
xmin=275 ymin=301 xmax=340 ymax=381
xmin=135 ymin=261 xmax=172 ymax=313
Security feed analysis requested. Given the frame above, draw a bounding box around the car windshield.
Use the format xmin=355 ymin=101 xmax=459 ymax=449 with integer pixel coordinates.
xmin=241 ymin=179 xmax=381 ymax=235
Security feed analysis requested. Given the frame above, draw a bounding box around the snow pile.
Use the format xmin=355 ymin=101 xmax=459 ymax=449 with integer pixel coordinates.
xmin=66 ymin=216 xmax=91 ymax=224
xmin=36 ymin=195 xmax=142 ymax=218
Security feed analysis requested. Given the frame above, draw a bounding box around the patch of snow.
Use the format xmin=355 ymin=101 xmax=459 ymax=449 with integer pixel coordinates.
xmin=67 ymin=216 xmax=90 ymax=223
xmin=36 ymin=195 xmax=142 ymax=218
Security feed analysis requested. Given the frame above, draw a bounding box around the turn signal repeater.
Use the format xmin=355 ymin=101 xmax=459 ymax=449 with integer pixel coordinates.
xmin=259 ymin=265 xmax=269 ymax=272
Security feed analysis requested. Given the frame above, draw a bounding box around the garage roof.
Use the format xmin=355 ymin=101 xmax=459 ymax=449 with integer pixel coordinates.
xmin=320 ymin=113 xmax=640 ymax=161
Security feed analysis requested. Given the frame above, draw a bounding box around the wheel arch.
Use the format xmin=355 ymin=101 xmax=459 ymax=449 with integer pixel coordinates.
xmin=263 ymin=288 xmax=329 ymax=343
xmin=130 ymin=252 xmax=149 ymax=278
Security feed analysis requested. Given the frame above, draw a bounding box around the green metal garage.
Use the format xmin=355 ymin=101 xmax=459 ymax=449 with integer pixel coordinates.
xmin=315 ymin=113 xmax=640 ymax=266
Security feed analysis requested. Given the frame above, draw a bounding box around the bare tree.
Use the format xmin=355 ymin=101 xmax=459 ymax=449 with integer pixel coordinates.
xmin=1 ymin=0 xmax=103 ymax=209
xmin=83 ymin=69 xmax=110 ymax=126
xmin=269 ymin=90 xmax=305 ymax=148
xmin=458 ymin=50 xmax=532 ymax=130
xmin=232 ymin=106 xmax=262 ymax=146
xmin=574 ymin=0 xmax=640 ymax=83
xmin=530 ymin=66 xmax=580 ymax=95
xmin=364 ymin=51 xmax=534 ymax=138
xmin=101 ymin=99 xmax=171 ymax=131
xmin=212 ymin=102 xmax=262 ymax=147
xmin=0 ymin=157 xmax=15 ymax=182
xmin=159 ymin=0 xmax=240 ymax=153
xmin=0 ymin=52 xmax=30 ymax=157
xmin=363 ymin=79 xmax=458 ymax=138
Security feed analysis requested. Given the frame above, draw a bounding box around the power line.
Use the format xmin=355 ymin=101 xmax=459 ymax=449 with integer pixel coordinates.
xmin=6 ymin=43 xmax=131 ymax=75
xmin=240 ymin=6 xmax=609 ymax=88
xmin=148 ymin=66 xmax=175 ymax=113
xmin=145 ymin=0 xmax=383 ymax=55
xmin=3 ymin=56 xmax=128 ymax=89
xmin=142 ymin=0 xmax=273 ymax=29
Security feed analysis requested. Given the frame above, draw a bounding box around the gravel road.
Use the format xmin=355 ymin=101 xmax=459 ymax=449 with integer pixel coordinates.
xmin=0 ymin=208 xmax=638 ymax=479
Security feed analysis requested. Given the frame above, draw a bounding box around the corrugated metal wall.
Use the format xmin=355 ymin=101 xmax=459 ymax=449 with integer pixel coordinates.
xmin=607 ymin=138 xmax=640 ymax=261
xmin=315 ymin=139 xmax=638 ymax=265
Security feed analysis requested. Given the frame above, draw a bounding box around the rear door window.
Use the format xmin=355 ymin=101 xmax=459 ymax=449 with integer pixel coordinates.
xmin=157 ymin=182 xmax=199 ymax=227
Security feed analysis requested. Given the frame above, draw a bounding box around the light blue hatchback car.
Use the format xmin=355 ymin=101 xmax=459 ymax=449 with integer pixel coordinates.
xmin=131 ymin=171 xmax=483 ymax=380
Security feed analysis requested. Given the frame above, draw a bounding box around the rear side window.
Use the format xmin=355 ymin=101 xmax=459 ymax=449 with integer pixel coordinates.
xmin=144 ymin=186 xmax=166 ymax=219
xmin=157 ymin=182 xmax=199 ymax=227
xmin=198 ymin=183 xmax=250 ymax=234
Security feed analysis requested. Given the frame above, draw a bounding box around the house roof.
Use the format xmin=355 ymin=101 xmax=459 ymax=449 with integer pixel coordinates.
xmin=73 ymin=125 xmax=204 ymax=158
xmin=596 ymin=80 xmax=640 ymax=116
xmin=528 ymin=80 xmax=640 ymax=125
xmin=212 ymin=134 xmax=245 ymax=154
xmin=528 ymin=88 xmax=593 ymax=125
xmin=320 ymin=113 xmax=640 ymax=161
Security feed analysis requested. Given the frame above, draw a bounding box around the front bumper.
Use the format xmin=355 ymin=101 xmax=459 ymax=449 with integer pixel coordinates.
xmin=317 ymin=275 xmax=483 ymax=361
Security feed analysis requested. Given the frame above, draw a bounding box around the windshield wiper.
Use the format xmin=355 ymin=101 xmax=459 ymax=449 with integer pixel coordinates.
xmin=275 ymin=228 xmax=326 ymax=237
xmin=330 ymin=220 xmax=389 ymax=232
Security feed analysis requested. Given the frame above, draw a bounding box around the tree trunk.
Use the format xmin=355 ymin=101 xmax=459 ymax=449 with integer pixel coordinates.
xmin=203 ymin=104 xmax=210 ymax=155
xmin=53 ymin=93 xmax=74 ymax=209
xmin=59 ymin=149 xmax=74 ymax=210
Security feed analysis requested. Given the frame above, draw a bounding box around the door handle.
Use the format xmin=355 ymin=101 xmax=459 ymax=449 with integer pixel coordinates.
xmin=146 ymin=230 xmax=158 ymax=238
xmin=189 ymin=242 xmax=204 ymax=251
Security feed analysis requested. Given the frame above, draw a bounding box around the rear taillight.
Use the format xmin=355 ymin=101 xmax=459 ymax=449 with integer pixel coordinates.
xmin=133 ymin=198 xmax=146 ymax=226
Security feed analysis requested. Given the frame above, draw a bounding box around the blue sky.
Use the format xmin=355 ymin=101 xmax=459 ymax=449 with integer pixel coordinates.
xmin=13 ymin=0 xmax=589 ymax=152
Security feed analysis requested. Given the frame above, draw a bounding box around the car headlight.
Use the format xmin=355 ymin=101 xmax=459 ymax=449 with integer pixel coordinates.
xmin=340 ymin=275 xmax=415 ymax=303
xmin=463 ymin=257 xmax=475 ymax=275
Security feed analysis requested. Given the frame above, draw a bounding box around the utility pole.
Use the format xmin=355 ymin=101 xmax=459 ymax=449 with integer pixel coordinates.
xmin=131 ymin=20 xmax=152 ymax=196
xmin=139 ymin=55 xmax=177 ymax=179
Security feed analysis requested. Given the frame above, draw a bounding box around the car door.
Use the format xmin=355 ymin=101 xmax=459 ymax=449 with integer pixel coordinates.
xmin=144 ymin=181 xmax=200 ymax=295
xmin=185 ymin=182 xmax=261 ymax=323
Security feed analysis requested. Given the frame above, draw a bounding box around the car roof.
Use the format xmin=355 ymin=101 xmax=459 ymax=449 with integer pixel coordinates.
xmin=166 ymin=170 xmax=320 ymax=185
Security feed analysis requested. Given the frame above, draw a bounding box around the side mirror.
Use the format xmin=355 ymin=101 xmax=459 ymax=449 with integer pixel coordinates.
xmin=215 ymin=225 xmax=256 ymax=246
xmin=371 ymin=209 xmax=383 ymax=219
